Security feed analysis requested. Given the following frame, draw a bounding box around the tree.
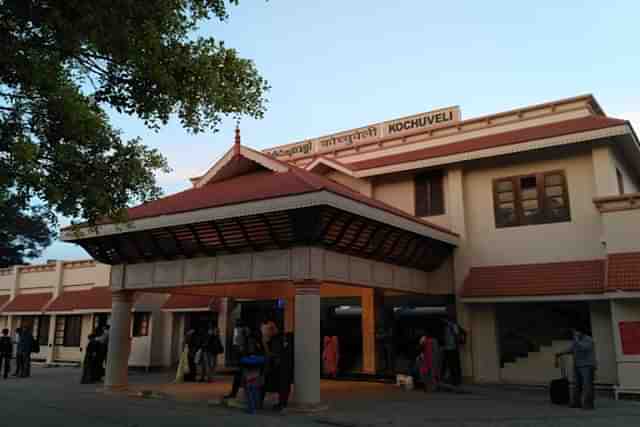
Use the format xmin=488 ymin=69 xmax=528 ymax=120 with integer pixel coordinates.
xmin=0 ymin=0 xmax=270 ymax=265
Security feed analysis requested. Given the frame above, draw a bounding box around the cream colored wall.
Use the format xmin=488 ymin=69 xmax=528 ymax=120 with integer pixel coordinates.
xmin=372 ymin=174 xmax=415 ymax=216
xmin=325 ymin=170 xmax=372 ymax=196
xmin=601 ymin=210 xmax=640 ymax=254
xmin=612 ymin=148 xmax=640 ymax=194
xmin=611 ymin=300 xmax=640 ymax=388
xmin=464 ymin=151 xmax=605 ymax=266
xmin=62 ymin=263 xmax=110 ymax=288
xmin=0 ymin=270 xmax=12 ymax=293
xmin=471 ymin=304 xmax=501 ymax=383
xmin=18 ymin=270 xmax=56 ymax=289
xmin=589 ymin=301 xmax=617 ymax=384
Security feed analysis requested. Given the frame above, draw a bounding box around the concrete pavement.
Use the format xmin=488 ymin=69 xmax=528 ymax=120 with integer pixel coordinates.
xmin=0 ymin=367 xmax=639 ymax=427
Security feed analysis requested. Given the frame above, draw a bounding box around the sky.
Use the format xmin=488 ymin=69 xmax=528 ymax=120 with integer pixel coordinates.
xmin=40 ymin=0 xmax=640 ymax=262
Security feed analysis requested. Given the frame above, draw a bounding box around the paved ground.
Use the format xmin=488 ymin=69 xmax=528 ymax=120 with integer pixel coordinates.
xmin=0 ymin=366 xmax=639 ymax=427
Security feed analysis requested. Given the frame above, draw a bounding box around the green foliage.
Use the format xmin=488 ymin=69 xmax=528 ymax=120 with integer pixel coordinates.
xmin=0 ymin=0 xmax=269 ymax=265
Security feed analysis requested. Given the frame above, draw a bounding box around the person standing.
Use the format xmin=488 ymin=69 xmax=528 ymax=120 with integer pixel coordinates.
xmin=273 ymin=332 xmax=294 ymax=412
xmin=12 ymin=328 xmax=22 ymax=377
xmin=18 ymin=327 xmax=34 ymax=378
xmin=96 ymin=325 xmax=110 ymax=380
xmin=556 ymin=328 xmax=597 ymax=410
xmin=441 ymin=316 xmax=465 ymax=387
xmin=0 ymin=329 xmax=12 ymax=379
xmin=200 ymin=327 xmax=224 ymax=382
xmin=322 ymin=335 xmax=339 ymax=378
xmin=81 ymin=334 xmax=101 ymax=384
xmin=419 ymin=335 xmax=441 ymax=392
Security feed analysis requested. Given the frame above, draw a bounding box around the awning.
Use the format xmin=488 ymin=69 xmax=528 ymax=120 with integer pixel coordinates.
xmin=162 ymin=295 xmax=220 ymax=312
xmin=46 ymin=287 xmax=112 ymax=313
xmin=2 ymin=293 xmax=53 ymax=314
xmin=462 ymin=260 xmax=605 ymax=301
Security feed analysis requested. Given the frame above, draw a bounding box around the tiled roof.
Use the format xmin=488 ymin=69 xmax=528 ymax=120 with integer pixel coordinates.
xmin=106 ymin=156 xmax=457 ymax=237
xmin=607 ymin=252 xmax=640 ymax=291
xmin=46 ymin=287 xmax=112 ymax=312
xmin=2 ymin=292 xmax=53 ymax=313
xmin=348 ymin=116 xmax=627 ymax=171
xmin=162 ymin=295 xmax=218 ymax=311
xmin=0 ymin=294 xmax=10 ymax=311
xmin=462 ymin=260 xmax=605 ymax=298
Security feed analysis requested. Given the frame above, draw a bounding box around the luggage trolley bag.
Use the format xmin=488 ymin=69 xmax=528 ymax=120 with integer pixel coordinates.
xmin=550 ymin=356 xmax=570 ymax=405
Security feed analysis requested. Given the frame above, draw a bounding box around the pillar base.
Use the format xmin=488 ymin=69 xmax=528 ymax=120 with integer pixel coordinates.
xmin=287 ymin=401 xmax=329 ymax=413
xmin=98 ymin=384 xmax=129 ymax=394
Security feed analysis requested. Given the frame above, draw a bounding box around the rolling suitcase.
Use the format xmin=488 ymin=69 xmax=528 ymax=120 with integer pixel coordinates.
xmin=550 ymin=356 xmax=570 ymax=405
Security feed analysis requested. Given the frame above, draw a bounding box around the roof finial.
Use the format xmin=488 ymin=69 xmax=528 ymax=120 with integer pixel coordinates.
xmin=233 ymin=119 xmax=241 ymax=155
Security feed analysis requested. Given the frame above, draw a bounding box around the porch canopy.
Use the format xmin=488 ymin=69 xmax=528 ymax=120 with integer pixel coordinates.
xmin=61 ymin=137 xmax=458 ymax=408
xmin=62 ymin=144 xmax=458 ymax=273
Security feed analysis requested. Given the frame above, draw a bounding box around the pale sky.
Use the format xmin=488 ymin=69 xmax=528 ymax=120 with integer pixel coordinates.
xmin=41 ymin=1 xmax=640 ymax=261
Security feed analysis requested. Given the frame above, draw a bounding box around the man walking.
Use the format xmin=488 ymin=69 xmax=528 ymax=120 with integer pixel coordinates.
xmin=0 ymin=329 xmax=12 ymax=379
xmin=556 ymin=328 xmax=597 ymax=410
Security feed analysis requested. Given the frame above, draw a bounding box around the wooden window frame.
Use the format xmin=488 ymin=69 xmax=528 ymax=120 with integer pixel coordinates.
xmin=493 ymin=170 xmax=571 ymax=228
xmin=132 ymin=312 xmax=150 ymax=337
xmin=415 ymin=170 xmax=445 ymax=217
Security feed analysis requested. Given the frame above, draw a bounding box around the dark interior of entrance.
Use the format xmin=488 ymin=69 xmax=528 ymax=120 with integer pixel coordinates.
xmin=497 ymin=301 xmax=592 ymax=367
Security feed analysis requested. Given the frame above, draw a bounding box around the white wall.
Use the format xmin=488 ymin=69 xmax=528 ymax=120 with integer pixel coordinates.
xmin=471 ymin=304 xmax=500 ymax=383
xmin=464 ymin=150 xmax=605 ymax=267
xmin=611 ymin=300 xmax=640 ymax=388
xmin=589 ymin=301 xmax=617 ymax=384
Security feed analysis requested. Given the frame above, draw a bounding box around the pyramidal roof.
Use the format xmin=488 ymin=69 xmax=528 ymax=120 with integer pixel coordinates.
xmin=121 ymin=139 xmax=457 ymax=238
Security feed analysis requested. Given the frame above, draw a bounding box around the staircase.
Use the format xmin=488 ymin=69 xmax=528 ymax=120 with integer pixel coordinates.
xmin=501 ymin=340 xmax=573 ymax=385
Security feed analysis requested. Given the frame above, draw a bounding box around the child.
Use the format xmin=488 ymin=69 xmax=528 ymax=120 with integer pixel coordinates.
xmin=239 ymin=354 xmax=265 ymax=414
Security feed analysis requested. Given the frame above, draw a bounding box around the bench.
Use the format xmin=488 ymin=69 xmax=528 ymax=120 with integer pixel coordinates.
xmin=614 ymin=386 xmax=640 ymax=400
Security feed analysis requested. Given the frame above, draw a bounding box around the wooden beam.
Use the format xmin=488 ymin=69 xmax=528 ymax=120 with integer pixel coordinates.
xmin=360 ymin=223 xmax=385 ymax=253
xmin=260 ymin=214 xmax=285 ymax=248
xmin=148 ymin=232 xmax=171 ymax=260
xmin=210 ymin=221 xmax=235 ymax=253
xmin=382 ymin=231 xmax=404 ymax=260
xmin=129 ymin=234 xmax=153 ymax=262
xmin=234 ymin=217 xmax=259 ymax=251
xmin=109 ymin=236 xmax=129 ymax=264
xmin=327 ymin=214 xmax=356 ymax=247
xmin=342 ymin=219 xmax=368 ymax=252
xmin=165 ymin=228 xmax=189 ymax=257
xmin=370 ymin=227 xmax=394 ymax=258
xmin=315 ymin=209 xmax=341 ymax=243
xmin=187 ymin=224 xmax=214 ymax=256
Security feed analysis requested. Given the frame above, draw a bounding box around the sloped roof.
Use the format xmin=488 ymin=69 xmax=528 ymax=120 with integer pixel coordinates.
xmin=46 ymin=287 xmax=112 ymax=312
xmin=348 ymin=116 xmax=627 ymax=171
xmin=0 ymin=294 xmax=10 ymax=311
xmin=2 ymin=293 xmax=53 ymax=313
xmin=607 ymin=252 xmax=640 ymax=291
xmin=115 ymin=150 xmax=457 ymax=237
xmin=462 ymin=260 xmax=605 ymax=298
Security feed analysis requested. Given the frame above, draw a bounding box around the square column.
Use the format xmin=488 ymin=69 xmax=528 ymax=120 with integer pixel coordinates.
xmin=46 ymin=314 xmax=57 ymax=364
xmin=105 ymin=291 xmax=134 ymax=390
xmin=361 ymin=288 xmax=383 ymax=374
xmin=293 ymin=280 xmax=321 ymax=408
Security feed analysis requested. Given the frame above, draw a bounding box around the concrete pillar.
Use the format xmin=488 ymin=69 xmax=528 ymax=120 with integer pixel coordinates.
xmin=105 ymin=291 xmax=133 ymax=390
xmin=293 ymin=280 xmax=321 ymax=407
xmin=361 ymin=288 xmax=381 ymax=374
xmin=46 ymin=314 xmax=57 ymax=364
xmin=217 ymin=297 xmax=228 ymax=368
xmin=284 ymin=296 xmax=295 ymax=333
xmin=447 ymin=167 xmax=474 ymax=382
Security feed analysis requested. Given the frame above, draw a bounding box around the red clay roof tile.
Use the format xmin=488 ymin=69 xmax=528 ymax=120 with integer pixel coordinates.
xmin=348 ymin=116 xmax=626 ymax=171
xmin=607 ymin=252 xmax=640 ymax=291
xmin=46 ymin=287 xmax=112 ymax=312
xmin=462 ymin=260 xmax=605 ymax=298
xmin=111 ymin=157 xmax=457 ymax=238
xmin=2 ymin=293 xmax=53 ymax=313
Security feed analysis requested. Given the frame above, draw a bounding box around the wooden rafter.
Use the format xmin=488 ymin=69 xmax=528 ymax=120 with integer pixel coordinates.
xmin=210 ymin=221 xmax=234 ymax=253
xmin=260 ymin=214 xmax=284 ymax=248
xmin=233 ymin=217 xmax=259 ymax=251
xmin=327 ymin=214 xmax=356 ymax=247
